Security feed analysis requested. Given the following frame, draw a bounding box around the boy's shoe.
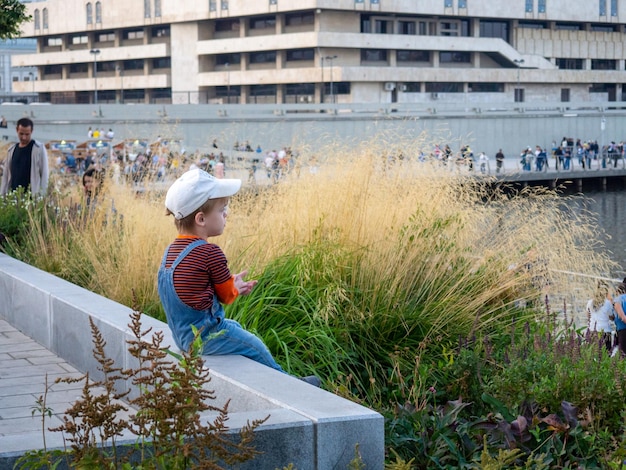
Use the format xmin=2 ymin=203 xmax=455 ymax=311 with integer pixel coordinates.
xmin=300 ymin=375 xmax=321 ymax=387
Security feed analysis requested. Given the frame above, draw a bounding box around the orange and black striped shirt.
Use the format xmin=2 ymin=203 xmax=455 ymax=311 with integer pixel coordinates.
xmin=164 ymin=235 xmax=238 ymax=310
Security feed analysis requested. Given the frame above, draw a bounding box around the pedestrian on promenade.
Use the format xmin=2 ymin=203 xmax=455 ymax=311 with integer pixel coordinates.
xmin=478 ymin=151 xmax=489 ymax=174
xmin=158 ymin=169 xmax=320 ymax=385
xmin=563 ymin=147 xmax=572 ymax=170
xmin=495 ymin=149 xmax=504 ymax=173
xmin=0 ymin=117 xmax=49 ymax=196
xmin=611 ymin=283 xmax=626 ymax=355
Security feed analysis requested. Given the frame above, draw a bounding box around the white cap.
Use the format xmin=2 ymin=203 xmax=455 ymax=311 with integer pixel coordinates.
xmin=165 ymin=168 xmax=241 ymax=220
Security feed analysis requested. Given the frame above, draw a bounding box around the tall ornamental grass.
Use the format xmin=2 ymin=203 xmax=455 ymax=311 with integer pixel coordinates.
xmin=2 ymin=134 xmax=614 ymax=405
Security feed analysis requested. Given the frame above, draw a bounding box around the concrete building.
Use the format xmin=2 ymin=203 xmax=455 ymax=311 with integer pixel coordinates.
xmin=10 ymin=0 xmax=626 ymax=105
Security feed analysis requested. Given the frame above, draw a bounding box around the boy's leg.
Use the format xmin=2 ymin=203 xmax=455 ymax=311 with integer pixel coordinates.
xmin=203 ymin=318 xmax=285 ymax=372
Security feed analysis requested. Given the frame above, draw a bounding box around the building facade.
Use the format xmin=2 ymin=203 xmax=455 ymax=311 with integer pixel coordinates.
xmin=10 ymin=0 xmax=626 ymax=105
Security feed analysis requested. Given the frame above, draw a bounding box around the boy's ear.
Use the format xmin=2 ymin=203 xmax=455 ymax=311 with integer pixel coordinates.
xmin=194 ymin=211 xmax=205 ymax=225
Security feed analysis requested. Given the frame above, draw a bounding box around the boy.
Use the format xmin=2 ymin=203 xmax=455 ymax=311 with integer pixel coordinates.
xmin=159 ymin=168 xmax=320 ymax=387
xmin=158 ymin=168 xmax=283 ymax=371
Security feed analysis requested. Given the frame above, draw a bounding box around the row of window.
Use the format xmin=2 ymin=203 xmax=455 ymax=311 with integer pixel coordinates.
xmin=44 ymin=26 xmax=170 ymax=48
xmin=214 ymin=12 xmax=313 ymax=33
xmin=213 ymin=49 xmax=626 ymax=67
xmin=42 ymin=58 xmax=171 ymax=75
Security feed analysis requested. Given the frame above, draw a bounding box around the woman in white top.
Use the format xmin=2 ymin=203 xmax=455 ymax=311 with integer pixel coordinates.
xmin=586 ymin=282 xmax=615 ymax=351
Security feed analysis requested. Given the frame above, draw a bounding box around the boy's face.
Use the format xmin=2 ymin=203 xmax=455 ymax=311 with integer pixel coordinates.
xmin=202 ymin=198 xmax=229 ymax=237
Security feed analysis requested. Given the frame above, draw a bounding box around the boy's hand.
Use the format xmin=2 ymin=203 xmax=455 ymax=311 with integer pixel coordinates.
xmin=234 ymin=270 xmax=258 ymax=296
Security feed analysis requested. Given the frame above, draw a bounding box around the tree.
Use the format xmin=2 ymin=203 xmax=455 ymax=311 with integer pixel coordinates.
xmin=0 ymin=0 xmax=31 ymax=40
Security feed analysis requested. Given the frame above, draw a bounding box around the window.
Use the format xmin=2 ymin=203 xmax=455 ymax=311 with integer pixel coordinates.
xmin=34 ymin=9 xmax=40 ymax=29
xmin=374 ymin=19 xmax=391 ymax=33
xmin=46 ymin=37 xmax=62 ymax=46
xmin=403 ymin=82 xmax=421 ymax=92
xmin=249 ymin=84 xmax=276 ymax=96
xmin=458 ymin=0 xmax=467 ymax=7
xmin=286 ymin=48 xmax=314 ymax=61
xmin=209 ymin=0 xmax=216 ymax=11
xmin=480 ymin=21 xmax=508 ymax=41
xmin=96 ymin=61 xmax=117 ymax=72
xmin=221 ymin=0 xmax=228 ymax=10
xmin=152 ymin=88 xmax=171 ymax=99
xmin=153 ymin=57 xmax=171 ymax=69
xmin=124 ymin=89 xmax=145 ymax=100
xmin=440 ymin=21 xmax=459 ymax=36
xmin=97 ymin=32 xmax=115 ymax=42
xmin=215 ymin=19 xmax=239 ymax=32
xmin=43 ymin=8 xmax=48 ymax=29
xmin=151 ymin=26 xmax=170 ymax=37
xmin=71 ymin=35 xmax=88 ymax=45
xmin=95 ymin=1 xmax=101 ymax=23
xmin=250 ymin=15 xmax=275 ymax=29
xmin=123 ymin=29 xmax=144 ymax=40
xmin=425 ymin=82 xmax=463 ymax=93
xmin=444 ymin=0 xmax=452 ymax=6
xmin=591 ymin=24 xmax=617 ymax=32
xmin=123 ymin=59 xmax=144 ymax=70
xmin=611 ymin=0 xmax=618 ymax=16
xmin=396 ymin=50 xmax=430 ymax=62
xmin=154 ymin=0 xmax=161 ymax=17
xmin=592 ymin=59 xmax=617 ymax=70
xmin=556 ymin=23 xmax=580 ymax=30
xmin=70 ymin=63 xmax=88 ymax=74
xmin=215 ymin=53 xmax=240 ymax=65
xmin=561 ymin=88 xmax=570 ymax=102
xmin=361 ymin=15 xmax=371 ymax=33
xmin=323 ymin=82 xmax=350 ymax=95
xmin=285 ymin=12 xmax=314 ymax=26
xmin=538 ymin=0 xmax=546 ymax=13
xmin=469 ymin=83 xmax=504 ymax=92
xmin=398 ymin=21 xmax=416 ymax=35
xmin=525 ymin=0 xmax=533 ymax=12
xmin=85 ymin=4 xmax=92 ymax=25
xmin=285 ymin=83 xmax=315 ymax=95
xmin=44 ymin=64 xmax=62 ymax=75
xmin=556 ymin=58 xmax=584 ymax=69
xmin=518 ymin=21 xmax=546 ymax=29
xmin=361 ymin=49 xmax=387 ymax=61
xmin=440 ymin=51 xmax=471 ymax=63
xmin=600 ymin=0 xmax=607 ymax=15
xmin=144 ymin=0 xmax=150 ymax=17
xmin=249 ymin=51 xmax=276 ymax=64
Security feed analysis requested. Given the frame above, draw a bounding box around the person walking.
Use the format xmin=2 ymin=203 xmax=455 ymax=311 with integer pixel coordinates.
xmin=495 ymin=149 xmax=504 ymax=173
xmin=0 ymin=117 xmax=49 ymax=196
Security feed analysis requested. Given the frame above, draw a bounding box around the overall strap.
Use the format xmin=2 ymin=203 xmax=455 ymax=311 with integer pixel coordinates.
xmin=160 ymin=238 xmax=207 ymax=269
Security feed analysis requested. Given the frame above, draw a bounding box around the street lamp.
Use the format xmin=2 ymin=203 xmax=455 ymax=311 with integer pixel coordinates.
xmin=513 ymin=58 xmax=524 ymax=102
xmin=116 ymin=65 xmax=124 ymax=103
xmin=28 ymin=72 xmax=35 ymax=101
xmin=324 ymin=55 xmax=338 ymax=104
xmin=90 ymin=49 xmax=101 ymax=104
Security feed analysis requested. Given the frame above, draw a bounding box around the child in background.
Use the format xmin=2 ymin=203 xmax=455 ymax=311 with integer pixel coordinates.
xmin=158 ymin=169 xmax=319 ymax=385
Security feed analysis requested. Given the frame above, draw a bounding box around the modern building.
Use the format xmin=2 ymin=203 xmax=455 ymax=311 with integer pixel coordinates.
xmin=10 ymin=0 xmax=626 ymax=105
xmin=0 ymin=38 xmax=37 ymax=103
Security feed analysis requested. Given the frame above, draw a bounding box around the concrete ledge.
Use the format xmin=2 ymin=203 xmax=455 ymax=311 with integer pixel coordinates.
xmin=0 ymin=254 xmax=384 ymax=469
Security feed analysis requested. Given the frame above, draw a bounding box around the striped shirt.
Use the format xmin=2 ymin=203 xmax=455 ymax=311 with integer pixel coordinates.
xmin=164 ymin=236 xmax=238 ymax=311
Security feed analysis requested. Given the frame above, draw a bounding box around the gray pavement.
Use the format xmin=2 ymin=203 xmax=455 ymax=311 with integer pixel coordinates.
xmin=0 ymin=318 xmax=135 ymax=460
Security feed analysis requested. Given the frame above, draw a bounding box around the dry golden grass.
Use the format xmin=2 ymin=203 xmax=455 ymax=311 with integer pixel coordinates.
xmin=19 ymin=131 xmax=615 ymax=329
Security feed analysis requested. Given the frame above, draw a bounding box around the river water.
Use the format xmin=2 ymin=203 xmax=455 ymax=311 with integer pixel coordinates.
xmin=572 ymin=186 xmax=626 ymax=279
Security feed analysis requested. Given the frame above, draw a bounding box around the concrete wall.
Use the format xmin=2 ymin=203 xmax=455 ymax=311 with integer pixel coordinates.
xmin=0 ymin=254 xmax=384 ymax=469
xmin=0 ymin=102 xmax=625 ymax=160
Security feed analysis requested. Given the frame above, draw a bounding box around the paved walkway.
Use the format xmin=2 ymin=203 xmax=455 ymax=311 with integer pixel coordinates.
xmin=0 ymin=318 xmax=134 ymax=460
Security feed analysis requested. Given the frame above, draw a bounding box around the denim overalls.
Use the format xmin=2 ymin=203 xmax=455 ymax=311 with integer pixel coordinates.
xmin=158 ymin=239 xmax=284 ymax=372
